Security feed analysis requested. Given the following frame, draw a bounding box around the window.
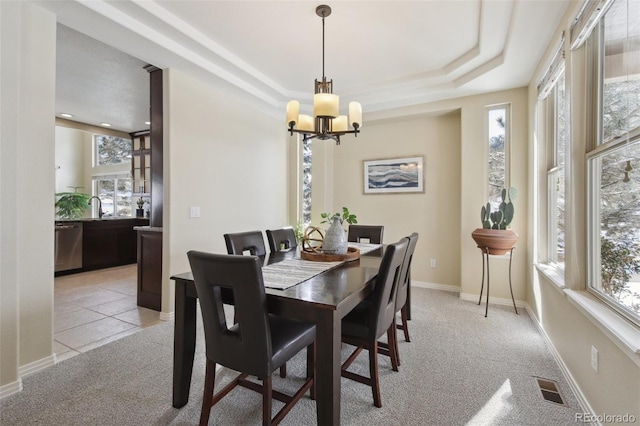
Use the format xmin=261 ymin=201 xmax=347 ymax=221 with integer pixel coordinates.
xmin=487 ymin=105 xmax=509 ymax=207
xmin=93 ymin=175 xmax=133 ymax=217
xmin=302 ymin=139 xmax=312 ymax=224
xmin=586 ymin=0 xmax=640 ymax=323
xmin=94 ymin=135 xmax=132 ymax=166
xmin=542 ymin=63 xmax=567 ymax=267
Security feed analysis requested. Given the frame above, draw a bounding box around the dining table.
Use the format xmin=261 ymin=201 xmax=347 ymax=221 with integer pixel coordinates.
xmin=170 ymin=245 xmax=385 ymax=426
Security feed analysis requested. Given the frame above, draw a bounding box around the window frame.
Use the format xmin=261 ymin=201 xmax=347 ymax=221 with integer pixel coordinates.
xmin=486 ymin=103 xmax=511 ymax=208
xmin=585 ymin=3 xmax=640 ymax=326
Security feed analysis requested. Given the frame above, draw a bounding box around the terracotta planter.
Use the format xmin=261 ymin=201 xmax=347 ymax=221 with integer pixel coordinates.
xmin=471 ymin=228 xmax=519 ymax=255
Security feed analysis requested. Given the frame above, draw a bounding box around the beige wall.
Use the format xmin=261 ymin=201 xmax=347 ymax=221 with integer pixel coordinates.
xmin=327 ymin=88 xmax=529 ymax=300
xmin=327 ymin=112 xmax=462 ymax=287
xmin=0 ymin=2 xmax=56 ymax=392
xmin=163 ymin=68 xmax=289 ymax=313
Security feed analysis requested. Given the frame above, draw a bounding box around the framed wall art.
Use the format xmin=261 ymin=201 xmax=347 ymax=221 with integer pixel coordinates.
xmin=363 ymin=156 xmax=424 ymax=194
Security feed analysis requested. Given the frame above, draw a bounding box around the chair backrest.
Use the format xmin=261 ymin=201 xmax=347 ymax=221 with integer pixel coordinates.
xmin=224 ymin=231 xmax=266 ymax=256
xmin=396 ymin=232 xmax=419 ymax=311
xmin=368 ymin=238 xmax=408 ymax=339
xmin=347 ymin=225 xmax=384 ymax=244
xmin=187 ymin=251 xmax=272 ymax=378
xmin=266 ymin=227 xmax=298 ymax=252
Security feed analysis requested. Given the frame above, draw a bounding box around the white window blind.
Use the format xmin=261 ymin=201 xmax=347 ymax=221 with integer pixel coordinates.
xmin=570 ymin=0 xmax=614 ymax=49
xmin=537 ymin=35 xmax=566 ymax=100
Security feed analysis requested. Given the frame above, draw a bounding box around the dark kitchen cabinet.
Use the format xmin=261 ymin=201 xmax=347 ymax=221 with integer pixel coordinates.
xmin=82 ymin=218 xmax=149 ymax=271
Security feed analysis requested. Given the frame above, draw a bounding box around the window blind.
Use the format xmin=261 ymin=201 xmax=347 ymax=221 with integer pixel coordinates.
xmin=537 ymin=35 xmax=565 ymax=100
xmin=570 ymin=0 xmax=614 ymax=49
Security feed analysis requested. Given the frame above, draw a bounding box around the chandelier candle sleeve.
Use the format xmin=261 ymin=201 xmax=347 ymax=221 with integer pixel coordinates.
xmin=314 ymin=93 xmax=339 ymax=118
xmin=349 ymin=102 xmax=362 ymax=128
xmin=332 ymin=115 xmax=348 ymax=132
xmin=286 ymin=101 xmax=300 ymax=126
xmin=298 ymin=115 xmax=314 ymax=132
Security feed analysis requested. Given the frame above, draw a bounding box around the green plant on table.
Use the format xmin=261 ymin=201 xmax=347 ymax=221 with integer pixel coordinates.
xmin=320 ymin=207 xmax=357 ymax=226
xmin=55 ymin=187 xmax=91 ymax=219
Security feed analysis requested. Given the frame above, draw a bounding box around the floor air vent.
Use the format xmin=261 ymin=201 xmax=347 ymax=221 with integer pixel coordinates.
xmin=534 ymin=377 xmax=566 ymax=406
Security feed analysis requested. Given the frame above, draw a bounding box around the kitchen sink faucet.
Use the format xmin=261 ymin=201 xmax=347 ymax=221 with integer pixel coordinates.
xmin=88 ymin=196 xmax=103 ymax=218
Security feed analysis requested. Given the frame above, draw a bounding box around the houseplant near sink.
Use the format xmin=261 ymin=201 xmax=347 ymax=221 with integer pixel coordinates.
xmin=471 ymin=187 xmax=518 ymax=255
xmin=55 ymin=187 xmax=91 ymax=219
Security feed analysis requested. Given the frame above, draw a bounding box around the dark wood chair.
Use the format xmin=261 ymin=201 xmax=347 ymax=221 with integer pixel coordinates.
xmin=224 ymin=230 xmax=267 ymax=256
xmin=379 ymin=232 xmax=418 ymax=367
xmin=266 ymin=227 xmax=297 ymax=253
xmin=340 ymin=238 xmax=408 ymax=408
xmin=347 ymin=225 xmax=384 ymax=244
xmin=224 ymin=230 xmax=288 ymax=376
xmin=187 ymin=251 xmax=315 ymax=426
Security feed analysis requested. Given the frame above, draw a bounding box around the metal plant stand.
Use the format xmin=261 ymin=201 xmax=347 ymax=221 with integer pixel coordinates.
xmin=477 ymin=247 xmax=518 ymax=317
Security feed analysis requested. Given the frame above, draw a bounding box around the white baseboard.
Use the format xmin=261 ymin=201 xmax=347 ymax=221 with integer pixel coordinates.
xmin=18 ymin=354 xmax=56 ymax=378
xmin=412 ymin=280 xmax=460 ymax=293
xmin=460 ymin=291 xmax=527 ymax=308
xmin=0 ymin=379 xmax=23 ymax=399
xmin=159 ymin=311 xmax=175 ymax=322
xmin=524 ymin=304 xmax=597 ymax=423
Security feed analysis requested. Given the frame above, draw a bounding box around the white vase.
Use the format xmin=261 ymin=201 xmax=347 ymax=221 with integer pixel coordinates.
xmin=323 ymin=217 xmax=348 ymax=255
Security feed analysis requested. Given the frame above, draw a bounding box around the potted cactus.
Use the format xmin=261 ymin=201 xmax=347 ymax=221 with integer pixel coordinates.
xmin=471 ymin=187 xmax=519 ymax=255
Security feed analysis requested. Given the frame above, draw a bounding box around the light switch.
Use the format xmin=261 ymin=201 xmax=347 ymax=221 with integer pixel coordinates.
xmin=190 ymin=206 xmax=200 ymax=218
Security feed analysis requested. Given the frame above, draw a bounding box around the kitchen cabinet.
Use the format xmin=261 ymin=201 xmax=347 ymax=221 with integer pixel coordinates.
xmin=130 ymin=130 xmax=151 ymax=197
xmin=81 ymin=218 xmax=149 ymax=271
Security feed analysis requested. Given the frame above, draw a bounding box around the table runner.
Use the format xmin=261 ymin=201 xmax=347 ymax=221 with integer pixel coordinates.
xmin=262 ymin=257 xmax=343 ymax=290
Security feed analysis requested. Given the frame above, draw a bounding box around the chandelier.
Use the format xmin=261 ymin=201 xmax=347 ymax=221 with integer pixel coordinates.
xmin=286 ymin=5 xmax=362 ymax=145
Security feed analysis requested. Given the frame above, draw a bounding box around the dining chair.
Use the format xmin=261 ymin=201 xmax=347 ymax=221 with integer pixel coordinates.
xmin=347 ymin=225 xmax=384 ymax=244
xmin=223 ymin=230 xmax=287 ymax=377
xmin=187 ymin=251 xmax=316 ymax=426
xmin=340 ymin=238 xmax=408 ymax=408
xmin=224 ymin=230 xmax=267 ymax=256
xmin=378 ymin=232 xmax=419 ymax=367
xmin=266 ymin=227 xmax=297 ymax=253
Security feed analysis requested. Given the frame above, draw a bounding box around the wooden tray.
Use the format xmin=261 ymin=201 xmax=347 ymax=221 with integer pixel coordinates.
xmin=301 ymin=246 xmax=360 ymax=262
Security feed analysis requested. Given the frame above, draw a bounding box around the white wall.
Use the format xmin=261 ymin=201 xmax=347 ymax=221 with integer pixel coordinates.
xmin=163 ymin=69 xmax=289 ymax=313
xmin=0 ymin=1 xmax=56 ymax=393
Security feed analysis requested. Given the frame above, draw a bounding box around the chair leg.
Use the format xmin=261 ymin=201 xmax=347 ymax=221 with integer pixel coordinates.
xmin=386 ymin=326 xmax=399 ymax=371
xmin=369 ymin=340 xmax=382 ymax=408
xmin=200 ymin=359 xmax=216 ymax=426
xmin=400 ymin=305 xmax=410 ymax=342
xmin=262 ymin=375 xmax=272 ymax=426
xmin=279 ymin=364 xmax=286 ymax=378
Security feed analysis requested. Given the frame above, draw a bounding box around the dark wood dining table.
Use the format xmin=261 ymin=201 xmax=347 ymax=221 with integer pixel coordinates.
xmin=170 ymin=247 xmax=384 ymax=425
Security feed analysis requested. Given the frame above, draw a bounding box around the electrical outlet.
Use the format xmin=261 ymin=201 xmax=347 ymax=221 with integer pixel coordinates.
xmin=430 ymin=259 xmax=437 ymax=268
xmin=591 ymin=346 xmax=598 ymax=372
xmin=190 ymin=206 xmax=200 ymax=218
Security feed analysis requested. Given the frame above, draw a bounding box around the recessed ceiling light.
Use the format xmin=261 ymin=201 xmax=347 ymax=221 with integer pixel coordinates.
xmin=144 ymin=121 xmax=151 ymax=125
xmin=100 ymin=122 xmax=112 ymax=127
xmin=60 ymin=113 xmax=74 ymax=118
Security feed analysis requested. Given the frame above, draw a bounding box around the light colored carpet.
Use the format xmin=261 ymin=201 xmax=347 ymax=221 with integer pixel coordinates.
xmin=1 ymin=288 xmax=581 ymax=425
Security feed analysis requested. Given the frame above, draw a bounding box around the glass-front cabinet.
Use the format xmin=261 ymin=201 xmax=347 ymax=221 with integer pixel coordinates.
xmin=131 ymin=130 xmax=151 ymax=197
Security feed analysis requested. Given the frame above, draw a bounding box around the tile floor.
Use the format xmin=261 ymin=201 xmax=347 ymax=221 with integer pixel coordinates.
xmin=54 ymin=264 xmax=162 ymax=362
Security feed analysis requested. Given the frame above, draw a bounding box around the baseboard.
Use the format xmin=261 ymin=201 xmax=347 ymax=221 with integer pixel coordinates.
xmin=412 ymin=280 xmax=460 ymax=293
xmin=159 ymin=311 xmax=174 ymax=322
xmin=18 ymin=354 xmax=57 ymax=378
xmin=524 ymin=304 xmax=597 ymax=423
xmin=460 ymin=292 xmax=527 ymax=308
xmin=0 ymin=379 xmax=23 ymax=399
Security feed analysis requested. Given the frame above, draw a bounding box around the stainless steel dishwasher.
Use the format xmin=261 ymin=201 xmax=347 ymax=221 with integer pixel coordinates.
xmin=54 ymin=222 xmax=83 ymax=272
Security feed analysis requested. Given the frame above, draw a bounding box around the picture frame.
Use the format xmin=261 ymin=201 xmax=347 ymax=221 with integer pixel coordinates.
xmin=363 ymin=156 xmax=424 ymax=194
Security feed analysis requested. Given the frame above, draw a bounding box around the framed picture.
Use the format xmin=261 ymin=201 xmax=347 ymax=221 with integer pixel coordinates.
xmin=363 ymin=156 xmax=424 ymax=194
